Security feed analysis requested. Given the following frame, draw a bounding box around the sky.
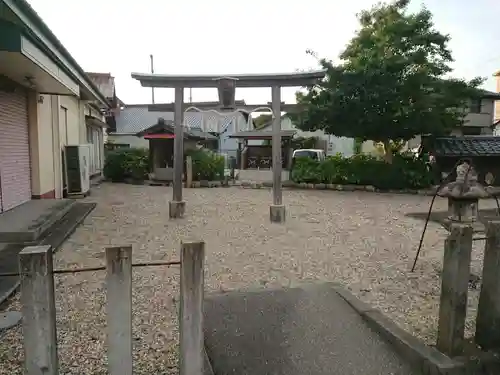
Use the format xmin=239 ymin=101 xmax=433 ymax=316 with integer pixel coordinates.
xmin=26 ymin=0 xmax=500 ymax=106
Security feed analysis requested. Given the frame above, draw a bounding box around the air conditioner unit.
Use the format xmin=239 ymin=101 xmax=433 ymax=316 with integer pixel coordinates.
xmin=65 ymin=144 xmax=91 ymax=196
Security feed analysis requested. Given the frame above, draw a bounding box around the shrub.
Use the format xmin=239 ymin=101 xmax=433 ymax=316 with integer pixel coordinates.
xmin=103 ymin=148 xmax=150 ymax=182
xmin=291 ymin=152 xmax=432 ymax=190
xmin=186 ymin=149 xmax=225 ymax=181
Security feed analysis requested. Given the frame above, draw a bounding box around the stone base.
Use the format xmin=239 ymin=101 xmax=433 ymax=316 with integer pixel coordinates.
xmin=0 ymin=311 xmax=22 ymax=330
xmin=169 ymin=200 xmax=186 ymax=219
xmin=269 ymin=204 xmax=286 ymax=223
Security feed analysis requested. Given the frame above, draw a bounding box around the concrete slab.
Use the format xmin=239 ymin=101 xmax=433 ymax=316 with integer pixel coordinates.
xmin=0 ymin=202 xmax=96 ymax=305
xmin=0 ymin=199 xmax=75 ymax=244
xmin=204 ymin=284 xmax=417 ymax=375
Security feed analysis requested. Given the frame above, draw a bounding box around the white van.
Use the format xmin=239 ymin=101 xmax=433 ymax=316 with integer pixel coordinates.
xmin=292 ymin=149 xmax=326 ymax=161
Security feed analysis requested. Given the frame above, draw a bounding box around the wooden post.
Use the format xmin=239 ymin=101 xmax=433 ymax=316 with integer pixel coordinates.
xmin=476 ymin=221 xmax=500 ymax=350
xmin=186 ymin=155 xmax=193 ymax=188
xmin=179 ymin=241 xmax=205 ymax=375
xmin=437 ymin=224 xmax=473 ymax=357
xmin=106 ymin=246 xmax=133 ymax=375
xmin=19 ymin=245 xmax=59 ymax=375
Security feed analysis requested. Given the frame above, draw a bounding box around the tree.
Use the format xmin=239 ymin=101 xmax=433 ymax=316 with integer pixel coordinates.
xmin=294 ymin=0 xmax=483 ymax=163
xmin=252 ymin=114 xmax=273 ymax=129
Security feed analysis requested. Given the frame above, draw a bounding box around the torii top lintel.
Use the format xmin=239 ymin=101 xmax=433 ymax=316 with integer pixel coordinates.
xmin=130 ymin=70 xmax=326 ymax=88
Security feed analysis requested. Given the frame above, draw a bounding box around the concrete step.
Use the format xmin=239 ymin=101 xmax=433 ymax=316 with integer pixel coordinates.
xmin=204 ymin=284 xmax=417 ymax=375
xmin=0 ymin=202 xmax=96 ymax=305
xmin=0 ymin=199 xmax=76 ymax=244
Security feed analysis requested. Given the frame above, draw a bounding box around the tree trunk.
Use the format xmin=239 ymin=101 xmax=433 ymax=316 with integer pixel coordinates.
xmin=382 ymin=140 xmax=393 ymax=164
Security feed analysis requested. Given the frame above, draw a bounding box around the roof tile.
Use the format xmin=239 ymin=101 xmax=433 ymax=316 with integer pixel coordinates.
xmin=426 ymin=136 xmax=500 ymax=157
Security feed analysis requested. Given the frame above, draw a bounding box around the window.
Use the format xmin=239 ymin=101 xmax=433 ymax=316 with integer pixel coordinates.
xmin=461 ymin=126 xmax=482 ymax=136
xmin=469 ymin=99 xmax=482 ymax=113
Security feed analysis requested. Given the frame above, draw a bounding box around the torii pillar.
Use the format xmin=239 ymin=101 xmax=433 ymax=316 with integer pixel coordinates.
xmin=270 ymin=85 xmax=285 ymax=223
xmin=169 ymin=86 xmax=185 ymax=219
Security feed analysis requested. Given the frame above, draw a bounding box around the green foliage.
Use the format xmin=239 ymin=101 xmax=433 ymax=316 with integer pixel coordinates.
xmin=253 ymin=114 xmax=273 ymax=129
xmin=186 ymin=149 xmax=225 ymax=181
xmin=294 ymin=0 xmax=484 ymax=158
xmin=291 ymin=152 xmax=432 ymax=189
xmin=354 ymin=138 xmax=363 ymax=154
xmin=103 ymin=148 xmax=150 ymax=182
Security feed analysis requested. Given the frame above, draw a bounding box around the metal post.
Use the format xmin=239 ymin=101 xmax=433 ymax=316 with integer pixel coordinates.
xmin=150 ymin=54 xmax=155 ymax=104
xmin=19 ymin=245 xmax=58 ymax=375
xmin=437 ymin=224 xmax=473 ymax=357
xmin=179 ymin=241 xmax=205 ymax=375
xmin=170 ymin=86 xmax=186 ymax=218
xmin=476 ymin=221 xmax=500 ymax=350
xmin=270 ymin=85 xmax=285 ymax=223
xmin=106 ymin=246 xmax=133 ymax=375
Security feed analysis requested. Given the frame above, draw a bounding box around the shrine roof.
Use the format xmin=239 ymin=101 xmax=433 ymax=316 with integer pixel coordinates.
xmin=422 ymin=136 xmax=500 ymax=157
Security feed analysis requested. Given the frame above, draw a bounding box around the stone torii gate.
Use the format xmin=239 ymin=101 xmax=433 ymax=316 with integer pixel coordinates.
xmin=131 ymin=71 xmax=325 ymax=222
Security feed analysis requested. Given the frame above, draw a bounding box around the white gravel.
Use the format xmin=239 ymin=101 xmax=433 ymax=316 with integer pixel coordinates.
xmin=0 ymin=183 xmax=492 ymax=374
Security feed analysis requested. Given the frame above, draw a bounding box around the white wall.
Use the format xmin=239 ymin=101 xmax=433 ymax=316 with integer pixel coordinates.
xmin=107 ymin=134 xmax=150 ymax=149
xmin=249 ymin=118 xmax=355 ymax=157
xmin=464 ymin=99 xmax=495 ymax=128
xmin=59 ymin=96 xmax=81 ymax=145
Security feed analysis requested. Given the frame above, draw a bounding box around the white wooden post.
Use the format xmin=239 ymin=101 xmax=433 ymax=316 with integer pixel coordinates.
xmin=19 ymin=245 xmax=59 ymax=375
xmin=106 ymin=246 xmax=133 ymax=375
xmin=179 ymin=240 xmax=205 ymax=375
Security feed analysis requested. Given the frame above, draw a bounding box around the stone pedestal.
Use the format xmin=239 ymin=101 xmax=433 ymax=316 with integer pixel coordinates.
xmin=447 ymin=197 xmax=479 ymax=223
xmin=169 ymin=200 xmax=186 ymax=219
xmin=438 ymin=162 xmax=489 ymax=231
xmin=270 ymin=204 xmax=286 ymax=223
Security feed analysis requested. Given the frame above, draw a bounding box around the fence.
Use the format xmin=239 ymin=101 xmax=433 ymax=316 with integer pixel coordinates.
xmin=437 ymin=220 xmax=500 ymax=357
xmin=16 ymin=240 xmax=205 ymax=375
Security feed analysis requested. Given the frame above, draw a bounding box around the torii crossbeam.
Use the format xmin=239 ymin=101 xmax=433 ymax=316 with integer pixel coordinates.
xmin=131 ymin=70 xmax=326 ymax=222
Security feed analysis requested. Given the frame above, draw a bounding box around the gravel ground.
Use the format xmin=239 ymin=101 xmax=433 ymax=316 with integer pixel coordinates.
xmin=0 ymin=183 xmax=492 ymax=374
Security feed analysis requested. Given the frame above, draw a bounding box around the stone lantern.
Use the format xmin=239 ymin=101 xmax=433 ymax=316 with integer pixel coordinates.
xmin=214 ymin=77 xmax=238 ymax=109
xmin=438 ymin=161 xmax=489 ymax=227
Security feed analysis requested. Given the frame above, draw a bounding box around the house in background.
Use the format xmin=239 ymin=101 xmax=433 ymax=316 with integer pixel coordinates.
xmin=249 ymin=115 xmax=355 ymax=157
xmin=407 ymin=89 xmax=500 ymax=151
xmin=0 ymin=0 xmax=110 ymax=212
xmin=85 ymin=72 xmax=126 ymax=175
xmin=249 ymin=87 xmax=500 ymax=158
xmin=108 ymin=104 xmax=253 ymax=157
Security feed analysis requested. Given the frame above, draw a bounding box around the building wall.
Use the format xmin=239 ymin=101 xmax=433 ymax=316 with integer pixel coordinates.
xmin=59 ymin=95 xmax=82 ymax=145
xmin=496 ymin=75 xmax=500 ymax=122
xmin=464 ymin=99 xmax=495 ymax=128
xmin=28 ymin=93 xmax=57 ymax=198
xmin=107 ymin=134 xmax=150 ymax=149
xmin=28 ymin=93 xmax=105 ymax=199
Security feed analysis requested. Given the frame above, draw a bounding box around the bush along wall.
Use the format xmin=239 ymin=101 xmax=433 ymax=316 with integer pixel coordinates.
xmin=186 ymin=149 xmax=225 ymax=181
xmin=291 ymin=153 xmax=433 ymax=190
xmin=103 ymin=148 xmax=150 ymax=182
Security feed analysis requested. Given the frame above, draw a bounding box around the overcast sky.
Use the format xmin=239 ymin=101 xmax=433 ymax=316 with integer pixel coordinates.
xmin=27 ymin=0 xmax=500 ymax=105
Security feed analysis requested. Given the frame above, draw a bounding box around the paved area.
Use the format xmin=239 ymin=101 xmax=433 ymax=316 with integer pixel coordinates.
xmin=205 ymin=283 xmax=416 ymax=375
xmin=0 ymin=183 xmax=493 ymax=374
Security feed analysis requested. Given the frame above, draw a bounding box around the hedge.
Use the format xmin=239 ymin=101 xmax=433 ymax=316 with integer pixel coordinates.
xmin=103 ymin=148 xmax=150 ymax=182
xmin=291 ymin=153 xmax=433 ymax=190
xmin=186 ymin=148 xmax=225 ymax=181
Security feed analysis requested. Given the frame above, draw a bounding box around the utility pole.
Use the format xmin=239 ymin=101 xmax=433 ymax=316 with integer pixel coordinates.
xmin=150 ymin=54 xmax=155 ymax=104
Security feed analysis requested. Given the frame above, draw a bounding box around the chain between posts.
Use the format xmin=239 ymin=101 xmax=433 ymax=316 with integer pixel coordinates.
xmin=0 ymin=260 xmax=181 ymax=277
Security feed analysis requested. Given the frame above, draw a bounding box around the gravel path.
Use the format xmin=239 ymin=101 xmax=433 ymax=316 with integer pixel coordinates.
xmin=0 ymin=183 xmax=491 ymax=374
